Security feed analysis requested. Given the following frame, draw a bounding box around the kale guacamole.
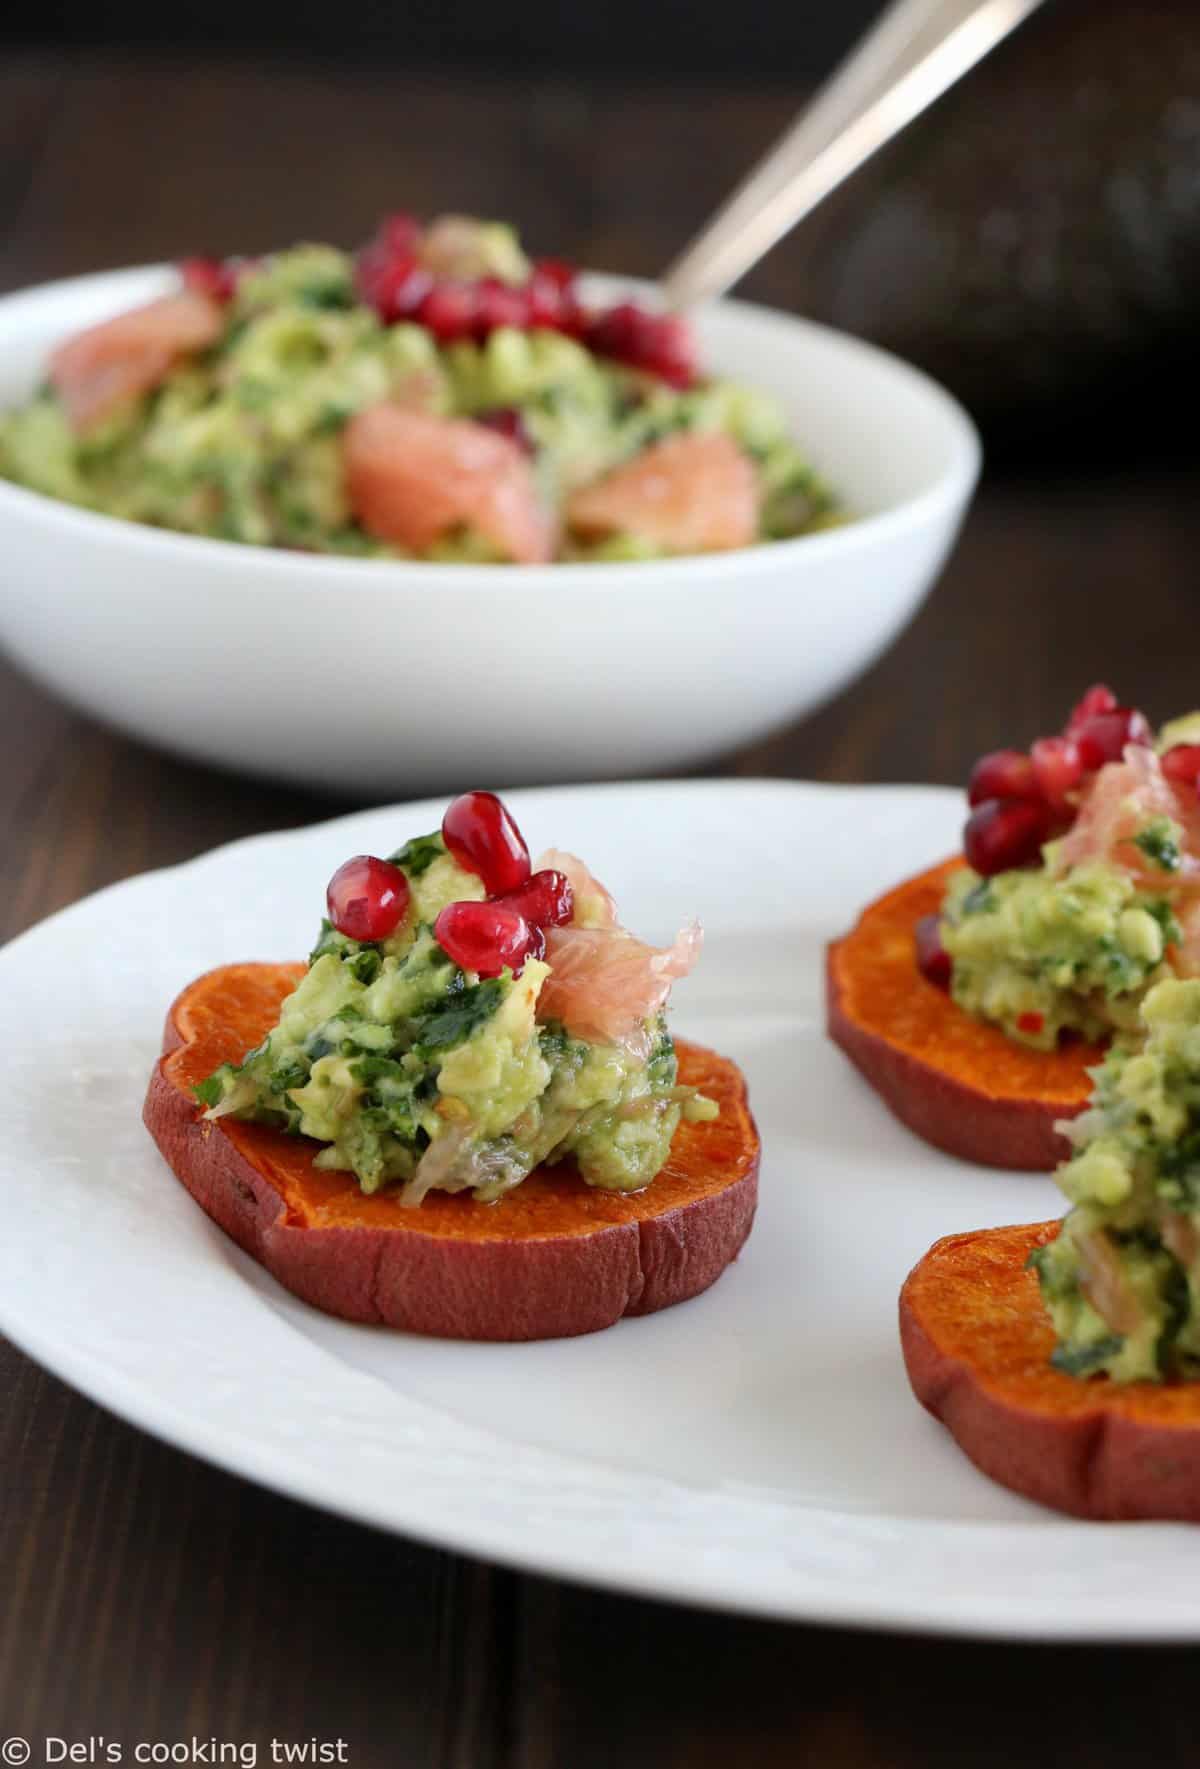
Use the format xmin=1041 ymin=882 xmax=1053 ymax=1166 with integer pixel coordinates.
xmin=941 ymin=857 xmax=1180 ymax=1049
xmin=198 ymin=820 xmax=715 ymax=1205
xmin=936 ymin=693 xmax=1200 ymax=1049
xmin=0 ymin=214 xmax=837 ymax=562
xmin=1031 ymin=978 xmax=1200 ymax=1382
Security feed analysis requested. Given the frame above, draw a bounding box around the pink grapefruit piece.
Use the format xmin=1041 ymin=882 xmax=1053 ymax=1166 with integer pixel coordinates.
xmin=49 ymin=291 xmax=223 ymax=432
xmin=343 ymin=405 xmax=554 ymax=563
xmin=566 ymin=431 xmax=759 ymax=554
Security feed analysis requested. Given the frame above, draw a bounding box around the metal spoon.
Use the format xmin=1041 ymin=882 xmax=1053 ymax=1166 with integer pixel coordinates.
xmin=661 ymin=0 xmax=1046 ymax=310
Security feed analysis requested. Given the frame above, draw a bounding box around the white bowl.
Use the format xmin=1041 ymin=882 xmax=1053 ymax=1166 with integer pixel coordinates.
xmin=0 ymin=265 xmax=979 ymax=793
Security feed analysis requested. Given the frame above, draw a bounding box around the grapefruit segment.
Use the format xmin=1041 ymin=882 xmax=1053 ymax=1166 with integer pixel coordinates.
xmin=567 ymin=432 xmax=759 ymax=554
xmin=343 ymin=404 xmax=553 ymax=562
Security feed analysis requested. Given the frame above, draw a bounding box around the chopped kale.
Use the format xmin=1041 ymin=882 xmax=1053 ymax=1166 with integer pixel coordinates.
xmin=349 ymin=946 xmax=382 ymax=985
xmin=537 ymin=1021 xmax=572 ymax=1068
xmin=1157 ymin=1259 xmax=1192 ymax=1373
xmin=391 ymin=831 xmax=445 ymax=877
xmin=960 ymin=880 xmax=996 ymax=917
xmin=647 ymin=1022 xmax=677 ymax=1089
xmin=1133 ymin=819 xmax=1182 ymax=873
xmin=308 ymin=919 xmax=384 ymax=979
xmin=351 ymin=1054 xmax=410 ymax=1087
xmin=1144 ymin=896 xmax=1183 ymax=947
xmin=1050 ymin=1336 xmax=1124 ymax=1376
xmin=1026 ymin=1242 xmax=1076 ymax=1302
xmin=1154 ymin=1128 xmax=1200 ymax=1209
xmin=193 ymin=1071 xmax=227 ymax=1108
xmin=411 ymin=979 xmax=505 ymax=1059
xmin=267 ymin=1057 xmax=309 ymax=1095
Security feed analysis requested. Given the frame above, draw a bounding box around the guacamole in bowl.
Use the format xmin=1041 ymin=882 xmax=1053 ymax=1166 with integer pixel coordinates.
xmin=0 ymin=213 xmax=836 ymax=564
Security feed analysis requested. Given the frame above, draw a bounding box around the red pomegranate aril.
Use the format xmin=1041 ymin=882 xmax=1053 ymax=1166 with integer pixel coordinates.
xmin=377 ymin=212 xmax=423 ymax=257
xmin=584 ymin=303 xmax=697 ymax=387
xmin=1030 ymin=734 xmax=1084 ymax=809
xmin=179 ymin=256 xmax=238 ymax=303
xmin=1065 ymin=683 xmax=1119 ymax=736
xmin=1016 ymin=1011 xmax=1045 ymax=1036
xmin=434 ymin=901 xmax=536 ymax=978
xmin=475 ymin=278 xmax=530 ymax=335
xmin=963 ymin=798 xmax=1052 ymax=877
xmin=362 ymin=255 xmax=434 ymax=324
xmin=495 ymin=868 xmax=575 ymax=929
xmin=966 ymin=748 xmax=1037 ymax=808
xmin=476 ymin=407 xmax=534 ymax=454
xmin=532 ymin=257 xmax=576 ymax=291
xmin=914 ymin=913 xmax=952 ymax=990
xmin=1163 ymin=743 xmax=1200 ymax=786
xmin=643 ymin=312 xmax=698 ymax=387
xmin=1073 ymin=706 xmax=1153 ymax=771
xmin=326 ymin=855 xmax=411 ymax=943
xmin=418 ymin=282 xmax=480 ymax=343
xmin=442 ymin=790 xmax=531 ymax=896
xmin=526 ymin=271 xmax=568 ymax=330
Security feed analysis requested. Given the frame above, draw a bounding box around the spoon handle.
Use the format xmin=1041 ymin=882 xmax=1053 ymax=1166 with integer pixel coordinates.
xmin=661 ymin=0 xmax=1045 ymax=310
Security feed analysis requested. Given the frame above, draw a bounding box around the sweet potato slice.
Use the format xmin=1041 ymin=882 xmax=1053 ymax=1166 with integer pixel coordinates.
xmin=902 ymin=1221 xmax=1200 ymax=1520
xmin=826 ymin=860 xmax=1101 ymax=1169
xmin=143 ymin=962 xmax=760 ymax=1341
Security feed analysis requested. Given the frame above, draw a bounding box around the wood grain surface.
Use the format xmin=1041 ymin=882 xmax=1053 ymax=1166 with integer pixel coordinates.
xmin=3 ymin=50 xmax=1200 ymax=1768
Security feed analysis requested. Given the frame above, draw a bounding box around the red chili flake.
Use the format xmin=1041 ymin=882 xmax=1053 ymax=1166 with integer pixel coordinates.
xmin=1016 ymin=1011 xmax=1045 ymax=1035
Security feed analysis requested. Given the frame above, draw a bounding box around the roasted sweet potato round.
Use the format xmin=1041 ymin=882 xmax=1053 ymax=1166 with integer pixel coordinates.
xmin=902 ymin=1220 xmax=1200 ymax=1520
xmin=826 ymin=859 xmax=1101 ymax=1169
xmin=143 ymin=963 xmax=760 ymax=1341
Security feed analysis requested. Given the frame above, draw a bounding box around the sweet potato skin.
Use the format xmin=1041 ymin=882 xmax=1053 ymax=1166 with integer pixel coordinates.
xmin=902 ymin=1221 xmax=1200 ymax=1520
xmin=143 ymin=963 xmax=760 ymax=1341
xmin=826 ymin=860 xmax=1101 ymax=1169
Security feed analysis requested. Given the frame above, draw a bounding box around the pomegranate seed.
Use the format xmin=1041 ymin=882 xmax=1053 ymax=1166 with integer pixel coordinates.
xmin=442 ymin=791 xmax=531 ymax=895
xmin=377 ymin=212 xmax=423 ymax=257
xmin=1016 ymin=1011 xmax=1045 ymax=1035
xmin=1030 ymin=735 xmax=1084 ymax=809
xmin=1163 ymin=743 xmax=1200 ymax=787
xmin=1073 ymin=706 xmax=1153 ymax=771
xmin=434 ymin=901 xmax=537 ymax=978
xmin=179 ymin=256 xmax=238 ymax=303
xmin=1064 ymin=683 xmax=1119 ymax=736
xmin=474 ymin=278 xmax=530 ymax=335
xmin=526 ymin=271 xmax=566 ymax=329
xmin=914 ymin=914 xmax=951 ymax=990
xmin=967 ymin=748 xmax=1037 ymax=808
xmin=532 ymin=257 xmax=576 ymax=291
xmin=585 ymin=302 xmax=697 ymax=388
xmin=326 ymin=854 xmax=411 ymax=943
xmin=418 ymin=282 xmax=479 ymax=343
xmin=476 ymin=407 xmax=534 ymax=454
xmin=358 ymin=253 xmax=433 ymax=323
xmin=963 ymin=798 xmax=1052 ymax=876
xmin=495 ymin=868 xmax=574 ymax=929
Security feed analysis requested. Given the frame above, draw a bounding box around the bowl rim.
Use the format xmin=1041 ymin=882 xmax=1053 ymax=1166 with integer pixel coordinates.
xmin=0 ymin=261 xmax=982 ymax=593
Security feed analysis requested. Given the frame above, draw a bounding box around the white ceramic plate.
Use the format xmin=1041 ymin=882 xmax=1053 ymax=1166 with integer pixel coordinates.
xmin=3 ymin=779 xmax=1198 ymax=1640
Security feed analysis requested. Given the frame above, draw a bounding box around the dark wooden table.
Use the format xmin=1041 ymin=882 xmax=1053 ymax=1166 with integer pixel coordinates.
xmin=4 ymin=50 xmax=1200 ymax=1768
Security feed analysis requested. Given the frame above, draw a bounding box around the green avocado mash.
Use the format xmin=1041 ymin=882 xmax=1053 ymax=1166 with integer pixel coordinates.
xmin=1031 ymin=978 xmax=1200 ymax=1382
xmin=941 ymin=855 xmax=1180 ymax=1049
xmin=198 ymin=830 xmax=715 ymax=1203
xmin=0 ymin=222 xmax=836 ymax=560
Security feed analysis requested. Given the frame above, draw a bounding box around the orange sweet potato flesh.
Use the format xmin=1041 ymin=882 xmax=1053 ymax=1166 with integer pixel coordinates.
xmin=143 ymin=962 xmax=760 ymax=1341
xmin=826 ymin=859 xmax=1102 ymax=1169
xmin=902 ymin=1221 xmax=1200 ymax=1520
